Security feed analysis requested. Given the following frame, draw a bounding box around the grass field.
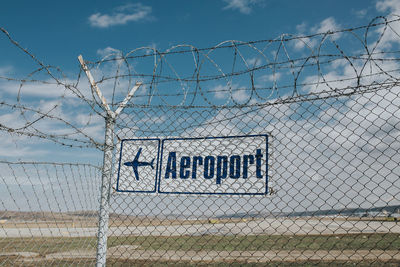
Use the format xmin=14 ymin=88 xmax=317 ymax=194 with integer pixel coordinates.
xmin=1 ymin=257 xmax=400 ymax=267
xmin=1 ymin=233 xmax=399 ymax=253
xmin=0 ymin=233 xmax=399 ymax=265
xmin=108 ymin=233 xmax=400 ymax=251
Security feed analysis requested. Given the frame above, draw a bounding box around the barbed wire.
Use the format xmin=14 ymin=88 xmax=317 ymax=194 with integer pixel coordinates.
xmin=0 ymin=160 xmax=101 ymax=169
xmin=1 ymin=15 xmax=400 ymax=149
xmin=85 ymin=15 xmax=400 ymax=109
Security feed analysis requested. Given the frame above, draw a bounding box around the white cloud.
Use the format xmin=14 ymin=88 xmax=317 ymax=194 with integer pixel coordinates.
xmin=213 ymin=84 xmax=230 ymax=100
xmin=355 ymin=9 xmax=367 ymax=18
xmin=0 ymin=134 xmax=48 ymax=157
xmin=311 ymin=17 xmax=341 ymax=40
xmin=0 ymin=120 xmax=51 ymax=158
xmin=294 ymin=1 xmax=400 ymax=52
xmin=0 ymin=78 xmax=78 ymax=99
xmin=97 ymin=47 xmax=121 ymax=57
xmin=372 ymin=1 xmax=400 ymax=49
xmin=211 ymin=83 xmax=250 ymax=104
xmin=0 ymin=111 xmax=27 ymax=130
xmin=232 ymin=88 xmax=250 ymax=103
xmin=138 ymin=115 xmax=167 ymax=125
xmin=184 ymin=109 xmax=241 ymax=137
xmin=89 ymin=3 xmax=153 ymax=28
xmin=295 ymin=17 xmax=341 ymax=36
xmin=376 ymin=0 xmax=400 ymax=13
xmin=293 ymin=17 xmax=341 ymax=51
xmin=0 ymin=66 xmax=13 ymax=76
xmin=246 ymin=57 xmax=263 ymax=67
xmin=75 ymin=123 xmax=104 ymax=142
xmin=258 ymin=73 xmax=281 ymax=83
xmin=293 ymin=37 xmax=317 ymax=51
xmin=311 ymin=17 xmax=340 ymax=34
xmin=222 ymin=0 xmax=264 ymax=15
xmin=75 ymin=113 xmax=103 ymax=126
xmin=145 ymin=42 xmax=158 ymax=55
xmin=296 ymin=22 xmax=307 ymax=33
xmin=0 ymin=74 xmax=105 ymax=154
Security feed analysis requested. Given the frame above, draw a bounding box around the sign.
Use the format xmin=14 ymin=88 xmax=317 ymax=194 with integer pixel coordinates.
xmin=115 ymin=138 xmax=160 ymax=193
xmin=115 ymin=135 xmax=268 ymax=195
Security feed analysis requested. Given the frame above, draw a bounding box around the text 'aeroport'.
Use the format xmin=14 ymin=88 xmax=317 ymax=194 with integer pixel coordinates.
xmin=164 ymin=149 xmax=264 ymax=185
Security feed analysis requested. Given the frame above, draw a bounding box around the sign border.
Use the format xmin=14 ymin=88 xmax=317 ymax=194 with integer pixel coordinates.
xmin=115 ymin=138 xmax=161 ymax=193
xmin=157 ymin=134 xmax=268 ymax=196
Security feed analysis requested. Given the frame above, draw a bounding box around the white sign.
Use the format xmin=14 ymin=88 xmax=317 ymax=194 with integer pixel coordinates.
xmin=115 ymin=135 xmax=268 ymax=195
xmin=115 ymin=138 xmax=160 ymax=193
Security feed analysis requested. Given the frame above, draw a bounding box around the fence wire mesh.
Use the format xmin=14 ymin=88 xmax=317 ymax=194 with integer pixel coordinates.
xmin=0 ymin=162 xmax=101 ymax=266
xmin=0 ymin=15 xmax=400 ymax=266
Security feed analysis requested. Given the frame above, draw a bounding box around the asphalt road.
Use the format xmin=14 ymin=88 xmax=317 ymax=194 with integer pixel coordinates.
xmin=1 ymin=218 xmax=399 ymax=238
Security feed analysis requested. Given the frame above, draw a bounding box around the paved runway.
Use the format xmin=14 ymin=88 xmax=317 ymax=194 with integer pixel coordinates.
xmin=1 ymin=218 xmax=399 ymax=238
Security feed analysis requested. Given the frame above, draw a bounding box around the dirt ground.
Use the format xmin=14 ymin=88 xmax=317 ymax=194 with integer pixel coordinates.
xmin=5 ymin=247 xmax=400 ymax=264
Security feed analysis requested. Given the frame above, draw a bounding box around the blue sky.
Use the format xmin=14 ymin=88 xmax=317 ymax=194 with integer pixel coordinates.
xmin=0 ymin=0 xmax=387 ymax=71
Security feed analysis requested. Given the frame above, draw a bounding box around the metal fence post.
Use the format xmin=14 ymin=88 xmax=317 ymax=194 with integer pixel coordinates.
xmin=78 ymin=55 xmax=116 ymax=266
xmin=96 ymin=114 xmax=115 ymax=267
xmin=78 ymin=54 xmax=142 ymax=266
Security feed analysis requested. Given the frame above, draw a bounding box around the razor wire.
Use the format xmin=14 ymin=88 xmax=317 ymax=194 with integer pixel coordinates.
xmin=0 ymin=15 xmax=399 ymax=265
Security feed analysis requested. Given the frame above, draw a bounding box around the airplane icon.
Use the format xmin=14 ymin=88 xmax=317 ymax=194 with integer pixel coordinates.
xmin=123 ymin=148 xmax=155 ymax=181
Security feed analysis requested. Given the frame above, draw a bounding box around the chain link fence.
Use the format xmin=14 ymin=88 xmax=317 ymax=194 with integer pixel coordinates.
xmin=104 ymin=16 xmax=400 ymax=266
xmin=1 ymin=15 xmax=400 ymax=266
xmin=0 ymin=162 xmax=101 ymax=266
xmin=106 ymin=94 xmax=400 ymax=265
